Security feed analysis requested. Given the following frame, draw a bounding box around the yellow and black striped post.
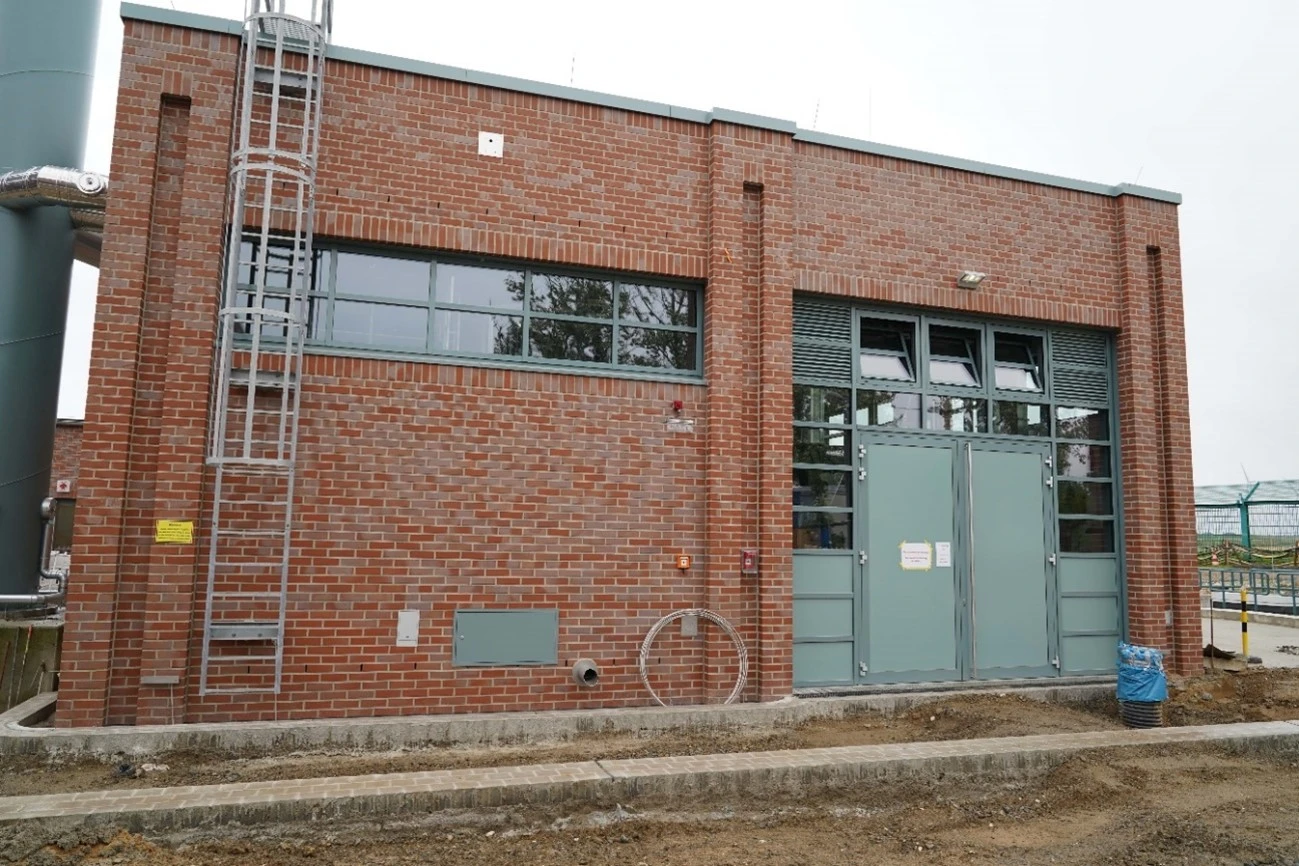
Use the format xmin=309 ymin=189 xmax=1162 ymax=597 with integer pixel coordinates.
xmin=1240 ymin=586 xmax=1250 ymax=661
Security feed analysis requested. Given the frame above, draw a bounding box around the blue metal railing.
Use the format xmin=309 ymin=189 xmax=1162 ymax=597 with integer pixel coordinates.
xmin=1198 ymin=568 xmax=1299 ymax=617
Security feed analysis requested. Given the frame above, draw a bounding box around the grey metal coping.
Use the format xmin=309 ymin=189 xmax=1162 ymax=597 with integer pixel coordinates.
xmin=119 ymin=3 xmax=1181 ymax=206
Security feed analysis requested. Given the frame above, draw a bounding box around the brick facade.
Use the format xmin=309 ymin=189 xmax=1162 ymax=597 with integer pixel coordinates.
xmin=57 ymin=14 xmax=1197 ymax=726
xmin=50 ymin=420 xmax=83 ymax=498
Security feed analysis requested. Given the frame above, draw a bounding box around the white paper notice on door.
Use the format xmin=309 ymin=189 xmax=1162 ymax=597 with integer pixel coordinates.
xmin=935 ymin=542 xmax=952 ymax=568
xmin=899 ymin=541 xmax=933 ymax=571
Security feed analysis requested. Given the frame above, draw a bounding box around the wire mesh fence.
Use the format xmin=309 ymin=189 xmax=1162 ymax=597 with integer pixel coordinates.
xmin=1197 ymin=501 xmax=1299 ymax=567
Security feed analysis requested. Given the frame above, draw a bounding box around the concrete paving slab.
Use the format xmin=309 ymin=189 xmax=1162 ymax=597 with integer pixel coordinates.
xmin=0 ymin=680 xmax=1115 ymax=758
xmin=1201 ymin=617 xmax=1299 ymax=668
xmin=1 ymin=718 xmax=1296 ymax=835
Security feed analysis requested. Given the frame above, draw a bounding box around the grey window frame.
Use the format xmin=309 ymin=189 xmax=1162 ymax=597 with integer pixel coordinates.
xmin=238 ymin=239 xmax=703 ymax=378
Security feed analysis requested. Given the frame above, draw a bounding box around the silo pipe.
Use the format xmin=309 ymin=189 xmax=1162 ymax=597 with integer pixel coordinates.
xmin=0 ymin=0 xmax=102 ymax=603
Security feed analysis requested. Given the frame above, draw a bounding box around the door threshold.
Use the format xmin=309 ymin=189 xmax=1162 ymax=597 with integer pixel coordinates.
xmin=795 ymin=675 xmax=1115 ymax=699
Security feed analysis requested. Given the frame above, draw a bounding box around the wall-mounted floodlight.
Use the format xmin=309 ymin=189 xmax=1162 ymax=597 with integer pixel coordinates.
xmin=957 ymin=271 xmax=987 ymax=290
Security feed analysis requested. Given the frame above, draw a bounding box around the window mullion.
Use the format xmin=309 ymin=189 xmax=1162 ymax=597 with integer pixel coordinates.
xmin=522 ymin=269 xmax=533 ymax=358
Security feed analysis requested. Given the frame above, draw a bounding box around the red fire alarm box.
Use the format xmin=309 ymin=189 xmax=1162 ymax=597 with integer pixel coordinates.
xmin=676 ymin=554 xmax=693 ymax=570
xmin=741 ymin=549 xmax=758 ymax=574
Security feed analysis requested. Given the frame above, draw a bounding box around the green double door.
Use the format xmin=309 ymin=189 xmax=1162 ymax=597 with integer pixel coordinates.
xmin=858 ymin=436 xmax=1059 ymax=683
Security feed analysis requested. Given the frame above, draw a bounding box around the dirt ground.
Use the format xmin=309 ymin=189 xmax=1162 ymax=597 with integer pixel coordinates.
xmin=5 ymin=667 xmax=1299 ymax=799
xmin=5 ymin=668 xmax=1299 ymax=865
xmin=12 ymin=743 xmax=1299 ymax=866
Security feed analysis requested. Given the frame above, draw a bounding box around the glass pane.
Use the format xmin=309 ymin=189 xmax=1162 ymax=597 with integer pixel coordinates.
xmin=619 ymin=283 xmax=697 ymax=326
xmin=860 ymin=353 xmax=912 ymax=381
xmin=1056 ymin=407 xmax=1110 ymax=440
xmin=334 ymin=300 xmax=429 ymax=350
xmin=1057 ymin=444 xmax=1111 ymax=478
xmin=794 ymin=386 xmax=850 ymax=425
xmin=925 ymin=396 xmax=987 ymax=433
xmin=859 ymin=318 xmax=914 ymax=381
xmin=531 ymin=274 xmax=613 ymax=318
xmin=794 ymin=511 xmax=852 ymax=550
xmin=1058 ymin=481 xmax=1113 ymax=516
xmin=434 ymin=263 xmax=525 ymax=308
xmin=794 ymin=427 xmax=849 ymax=465
xmin=1059 ymin=519 xmax=1115 ymax=553
xmin=238 ymin=240 xmax=317 ymax=291
xmin=793 ymin=470 xmax=852 ymax=508
xmin=618 ymin=327 xmax=697 ymax=370
xmin=856 ymin=390 xmax=922 ymax=428
xmin=931 ymin=359 xmax=979 ymax=387
xmin=529 ymin=319 xmax=612 ymax=362
xmin=994 ymin=333 xmax=1041 ymax=366
xmin=335 ymin=252 xmax=430 ymax=302
xmin=993 ymin=402 xmax=1050 ymax=436
xmin=860 ymin=317 xmax=914 ymax=354
xmin=994 ymin=365 xmax=1041 ymax=391
xmin=929 ymin=325 xmax=982 ymax=387
xmin=433 ymin=310 xmax=521 ymax=355
xmin=234 ymin=292 xmax=322 ymax=340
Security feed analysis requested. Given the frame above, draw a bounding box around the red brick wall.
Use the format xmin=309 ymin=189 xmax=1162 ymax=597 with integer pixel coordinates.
xmin=58 ymin=16 xmax=1197 ymax=726
xmin=49 ymin=422 xmax=83 ymax=497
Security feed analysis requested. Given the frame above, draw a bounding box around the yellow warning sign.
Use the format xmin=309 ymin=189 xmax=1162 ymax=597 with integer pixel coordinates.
xmin=155 ymin=520 xmax=194 ymax=544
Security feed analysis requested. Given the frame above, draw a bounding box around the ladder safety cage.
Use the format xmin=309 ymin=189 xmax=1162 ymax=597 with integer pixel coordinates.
xmin=202 ymin=0 xmax=333 ymax=697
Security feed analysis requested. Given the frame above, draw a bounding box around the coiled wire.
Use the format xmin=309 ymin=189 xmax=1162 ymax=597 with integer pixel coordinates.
xmin=638 ymin=608 xmax=748 ymax=706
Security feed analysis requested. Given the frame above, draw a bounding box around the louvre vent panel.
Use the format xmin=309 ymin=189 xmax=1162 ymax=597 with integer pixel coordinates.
xmin=1052 ymin=368 xmax=1110 ymax=405
xmin=793 ymin=297 xmax=852 ymax=344
xmin=793 ymin=343 xmax=853 ymax=383
xmin=1051 ymin=331 xmax=1108 ymax=368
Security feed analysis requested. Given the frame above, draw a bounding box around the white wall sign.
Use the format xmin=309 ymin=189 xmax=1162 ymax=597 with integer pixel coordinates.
xmin=899 ymin=541 xmax=933 ymax=571
xmin=935 ymin=542 xmax=952 ymax=568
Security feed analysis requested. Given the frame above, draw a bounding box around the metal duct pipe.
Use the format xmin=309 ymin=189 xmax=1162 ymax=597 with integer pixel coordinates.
xmin=0 ymin=166 xmax=108 ymax=211
xmin=0 ymin=0 xmax=102 ymax=603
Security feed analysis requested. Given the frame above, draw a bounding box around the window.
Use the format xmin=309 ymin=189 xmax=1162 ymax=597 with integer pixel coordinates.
xmin=925 ymin=395 xmax=987 ymax=432
xmin=994 ymin=333 xmax=1043 ymax=392
xmin=233 ymin=239 xmax=325 ymax=340
xmin=51 ymin=498 xmax=75 ymax=551
xmin=793 ymin=511 xmax=852 ymax=549
xmin=235 ymin=243 xmax=701 ymax=375
xmin=1055 ymin=408 xmax=1115 ymax=552
xmin=856 ymin=390 xmax=921 ymax=428
xmin=1056 ymin=407 xmax=1109 ymax=440
xmin=795 ymin=386 xmax=851 ymax=425
xmin=859 ymin=317 xmax=915 ymax=382
xmin=928 ymin=325 xmax=981 ymax=387
xmin=993 ymin=402 xmax=1050 ymax=437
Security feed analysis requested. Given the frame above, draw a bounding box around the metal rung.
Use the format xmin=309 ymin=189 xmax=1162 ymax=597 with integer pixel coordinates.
xmin=211 ymin=590 xmax=282 ymax=599
xmin=216 ymin=528 xmax=288 ymax=537
xmin=209 ymin=621 xmax=281 ymax=641
xmin=212 ymin=561 xmax=287 ymax=570
xmin=201 ymin=686 xmax=278 ymax=695
xmin=207 ymin=458 xmax=292 ymax=470
xmin=217 ymin=499 xmax=288 ymax=507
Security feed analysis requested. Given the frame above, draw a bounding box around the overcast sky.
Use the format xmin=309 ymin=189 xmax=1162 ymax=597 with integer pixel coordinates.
xmin=62 ymin=0 xmax=1299 ymax=486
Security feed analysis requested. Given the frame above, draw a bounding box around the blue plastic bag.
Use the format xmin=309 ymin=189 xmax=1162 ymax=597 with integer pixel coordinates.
xmin=1116 ymin=642 xmax=1168 ymax=702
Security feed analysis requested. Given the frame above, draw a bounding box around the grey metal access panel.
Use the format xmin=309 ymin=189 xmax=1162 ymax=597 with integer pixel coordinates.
xmin=452 ymin=609 xmax=559 ymax=666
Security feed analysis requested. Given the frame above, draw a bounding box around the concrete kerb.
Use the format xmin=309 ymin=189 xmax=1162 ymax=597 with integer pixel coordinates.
xmin=1 ymin=720 xmax=1297 ymax=840
xmin=0 ymin=681 xmax=1116 ymax=759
